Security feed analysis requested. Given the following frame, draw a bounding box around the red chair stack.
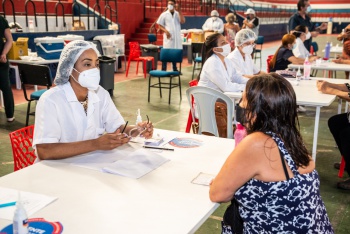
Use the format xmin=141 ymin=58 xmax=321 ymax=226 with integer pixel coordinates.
xmin=185 ymin=79 xmax=199 ymax=133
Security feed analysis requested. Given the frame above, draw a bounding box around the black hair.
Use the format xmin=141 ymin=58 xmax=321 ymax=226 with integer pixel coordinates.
xmin=292 ymin=25 xmax=307 ymax=38
xmin=297 ymin=0 xmax=308 ymax=11
xmin=197 ymin=33 xmax=222 ymax=80
xmin=168 ymin=0 xmax=176 ymax=4
xmin=244 ymin=73 xmax=310 ymax=167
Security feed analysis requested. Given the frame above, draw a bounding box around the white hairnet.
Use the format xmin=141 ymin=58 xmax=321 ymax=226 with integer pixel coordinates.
xmin=235 ymin=29 xmax=257 ymax=46
xmin=54 ymin=40 xmax=100 ymax=85
xmin=211 ymin=10 xmax=219 ymax=17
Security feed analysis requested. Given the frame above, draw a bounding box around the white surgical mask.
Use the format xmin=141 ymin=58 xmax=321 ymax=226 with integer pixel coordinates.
xmin=306 ymin=6 xmax=312 ymax=13
xmin=212 ymin=16 xmax=218 ymax=21
xmin=242 ymin=45 xmax=254 ymax=54
xmin=71 ymin=68 xmax=100 ymax=91
xmin=215 ymin=44 xmax=231 ymax=57
xmin=305 ymin=31 xmax=311 ymax=40
xmin=168 ymin=4 xmax=174 ymax=11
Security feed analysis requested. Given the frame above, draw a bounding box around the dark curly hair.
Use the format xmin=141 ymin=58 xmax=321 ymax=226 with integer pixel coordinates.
xmin=244 ymin=73 xmax=310 ymax=167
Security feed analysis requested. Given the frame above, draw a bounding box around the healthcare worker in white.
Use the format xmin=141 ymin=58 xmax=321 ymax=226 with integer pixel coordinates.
xmin=33 ymin=40 xmax=154 ymax=160
xmin=291 ymin=25 xmax=319 ymax=60
xmin=227 ymin=29 xmax=265 ymax=78
xmin=198 ymin=33 xmax=248 ymax=93
xmin=202 ymin=10 xmax=224 ymax=34
xmin=157 ymin=0 xmax=185 ymax=71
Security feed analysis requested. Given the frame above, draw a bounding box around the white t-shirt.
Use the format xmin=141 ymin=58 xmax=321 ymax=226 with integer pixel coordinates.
xmin=227 ymin=47 xmax=259 ymax=76
xmin=293 ymin=37 xmax=310 ymax=59
xmin=33 ymin=82 xmax=125 ymax=151
xmin=198 ymin=54 xmax=248 ymax=92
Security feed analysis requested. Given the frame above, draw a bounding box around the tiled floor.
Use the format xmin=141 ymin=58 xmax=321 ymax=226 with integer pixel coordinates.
xmin=1 ymin=35 xmax=349 ymax=233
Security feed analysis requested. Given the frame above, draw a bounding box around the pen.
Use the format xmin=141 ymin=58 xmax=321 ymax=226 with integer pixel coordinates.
xmin=0 ymin=201 xmax=16 ymax=208
xmin=143 ymin=146 xmax=174 ymax=151
xmin=121 ymin=121 xmax=128 ymax=133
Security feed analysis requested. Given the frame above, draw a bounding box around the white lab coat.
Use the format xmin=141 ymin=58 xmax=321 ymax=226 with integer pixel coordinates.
xmin=293 ymin=37 xmax=310 ymax=59
xmin=227 ymin=47 xmax=259 ymax=76
xmin=157 ymin=10 xmax=183 ymax=49
xmin=33 ymin=82 xmax=125 ymax=151
xmin=198 ymin=54 xmax=248 ymax=92
xmin=202 ymin=17 xmax=224 ymax=34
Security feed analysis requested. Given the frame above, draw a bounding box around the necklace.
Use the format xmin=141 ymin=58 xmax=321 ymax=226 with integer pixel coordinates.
xmin=80 ymin=94 xmax=88 ymax=115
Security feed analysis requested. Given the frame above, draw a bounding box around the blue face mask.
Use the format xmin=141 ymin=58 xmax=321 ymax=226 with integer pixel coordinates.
xmin=306 ymin=6 xmax=312 ymax=13
xmin=292 ymin=44 xmax=297 ymax=50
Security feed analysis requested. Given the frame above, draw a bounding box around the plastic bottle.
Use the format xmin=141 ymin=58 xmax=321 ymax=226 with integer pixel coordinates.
xmin=234 ymin=123 xmax=247 ymax=147
xmin=136 ymin=109 xmax=142 ymax=125
xmin=324 ymin=42 xmax=331 ymax=60
xmin=303 ymin=56 xmax=311 ymax=80
xmin=28 ymin=19 xmax=34 ymax=32
xmin=296 ymin=66 xmax=302 ymax=81
xmin=13 ymin=192 xmax=28 ymax=234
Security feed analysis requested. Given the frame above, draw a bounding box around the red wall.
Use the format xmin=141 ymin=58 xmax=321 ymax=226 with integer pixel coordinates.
xmin=117 ymin=2 xmax=144 ymax=40
xmin=257 ymin=0 xmax=349 ymax=3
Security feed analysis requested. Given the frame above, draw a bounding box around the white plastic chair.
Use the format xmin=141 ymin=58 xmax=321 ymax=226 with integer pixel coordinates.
xmin=186 ymin=86 xmax=234 ymax=139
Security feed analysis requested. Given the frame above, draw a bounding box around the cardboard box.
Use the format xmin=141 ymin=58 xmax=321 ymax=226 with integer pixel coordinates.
xmin=8 ymin=37 xmax=28 ymax=60
xmin=191 ymin=32 xmax=204 ymax=43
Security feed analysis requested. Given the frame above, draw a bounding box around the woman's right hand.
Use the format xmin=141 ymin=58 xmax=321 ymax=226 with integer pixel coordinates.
xmin=96 ymin=129 xmax=130 ymax=150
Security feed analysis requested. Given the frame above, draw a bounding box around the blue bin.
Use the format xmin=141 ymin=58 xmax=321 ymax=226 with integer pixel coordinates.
xmin=34 ymin=37 xmax=64 ymax=60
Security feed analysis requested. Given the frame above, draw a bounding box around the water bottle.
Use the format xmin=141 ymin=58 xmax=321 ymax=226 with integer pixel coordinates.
xmin=296 ymin=66 xmax=302 ymax=81
xmin=13 ymin=192 xmax=28 ymax=234
xmin=234 ymin=123 xmax=247 ymax=147
xmin=303 ymin=56 xmax=311 ymax=80
xmin=324 ymin=42 xmax=331 ymax=60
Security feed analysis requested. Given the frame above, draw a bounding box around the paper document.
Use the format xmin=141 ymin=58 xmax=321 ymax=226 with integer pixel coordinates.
xmin=0 ymin=187 xmax=57 ymax=220
xmin=191 ymin=172 xmax=215 ymax=186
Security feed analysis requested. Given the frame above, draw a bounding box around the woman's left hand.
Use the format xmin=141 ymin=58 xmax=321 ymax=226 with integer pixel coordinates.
xmin=138 ymin=121 xmax=154 ymax=139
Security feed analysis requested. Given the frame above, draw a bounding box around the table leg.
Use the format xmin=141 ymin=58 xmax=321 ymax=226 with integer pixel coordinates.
xmin=312 ymin=106 xmax=321 ymax=162
xmin=187 ymin=44 xmax=192 ymax=64
xmin=9 ymin=64 xmax=21 ymax=90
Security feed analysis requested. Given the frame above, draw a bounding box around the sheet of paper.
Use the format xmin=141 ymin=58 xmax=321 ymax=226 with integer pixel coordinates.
xmin=0 ymin=187 xmax=57 ymax=220
xmin=102 ymin=149 xmax=169 ymax=179
xmin=191 ymin=172 xmax=215 ymax=186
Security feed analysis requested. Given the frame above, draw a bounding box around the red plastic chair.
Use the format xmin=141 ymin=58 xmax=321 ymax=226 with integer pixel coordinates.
xmin=126 ymin=42 xmax=155 ymax=78
xmin=338 ymin=156 xmax=346 ymax=178
xmin=9 ymin=125 xmax=36 ymax=171
xmin=185 ymin=79 xmax=199 ymax=133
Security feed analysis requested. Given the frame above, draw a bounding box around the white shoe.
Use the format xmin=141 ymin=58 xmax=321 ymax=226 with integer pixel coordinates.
xmin=7 ymin=117 xmax=15 ymax=122
xmin=297 ymin=106 xmax=306 ymax=113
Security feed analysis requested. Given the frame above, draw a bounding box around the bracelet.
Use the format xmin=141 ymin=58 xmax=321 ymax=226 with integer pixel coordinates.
xmin=346 ymin=83 xmax=350 ymax=91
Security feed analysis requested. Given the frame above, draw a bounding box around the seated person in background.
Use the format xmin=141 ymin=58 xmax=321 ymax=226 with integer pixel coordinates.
xmin=292 ymin=25 xmax=319 ymax=60
xmin=33 ymin=40 xmax=153 ymax=160
xmin=317 ymin=80 xmax=350 ymax=189
xmin=336 ymin=24 xmax=350 ymax=79
xmin=227 ymin=29 xmax=265 ymax=78
xmin=270 ymin=34 xmax=307 ymax=72
xmin=210 ymin=73 xmax=334 ymax=233
xmin=224 ymin=13 xmax=240 ymax=50
xmin=202 ymin=10 xmax=224 ymax=34
xmin=197 ymin=33 xmax=248 ymax=93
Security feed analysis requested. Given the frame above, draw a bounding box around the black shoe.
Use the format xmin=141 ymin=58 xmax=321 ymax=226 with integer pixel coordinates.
xmin=334 ymin=162 xmax=341 ymax=170
xmin=337 ymin=179 xmax=350 ymax=190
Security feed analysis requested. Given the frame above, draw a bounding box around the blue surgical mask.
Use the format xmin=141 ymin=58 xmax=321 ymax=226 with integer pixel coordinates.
xmin=306 ymin=6 xmax=312 ymax=13
xmin=292 ymin=44 xmax=297 ymax=50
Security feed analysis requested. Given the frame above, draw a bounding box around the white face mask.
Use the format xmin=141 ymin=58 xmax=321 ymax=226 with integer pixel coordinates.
xmin=71 ymin=68 xmax=100 ymax=91
xmin=212 ymin=16 xmax=218 ymax=21
xmin=305 ymin=31 xmax=311 ymax=40
xmin=242 ymin=45 xmax=254 ymax=54
xmin=215 ymin=44 xmax=231 ymax=57
xmin=168 ymin=4 xmax=174 ymax=11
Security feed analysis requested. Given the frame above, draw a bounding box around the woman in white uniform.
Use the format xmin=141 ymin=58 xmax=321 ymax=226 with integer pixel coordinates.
xmin=33 ymin=40 xmax=153 ymax=160
xmin=292 ymin=25 xmax=319 ymax=60
xmin=198 ymin=33 xmax=248 ymax=92
xmin=227 ymin=29 xmax=265 ymax=78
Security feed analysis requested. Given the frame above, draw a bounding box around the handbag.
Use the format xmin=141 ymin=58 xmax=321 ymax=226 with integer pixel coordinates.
xmin=222 ymin=198 xmax=243 ymax=234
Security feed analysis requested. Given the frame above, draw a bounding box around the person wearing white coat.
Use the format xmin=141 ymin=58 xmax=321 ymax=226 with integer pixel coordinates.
xmin=198 ymin=33 xmax=248 ymax=93
xmin=33 ymin=41 xmax=154 ymax=160
xmin=157 ymin=0 xmax=185 ymax=71
xmin=202 ymin=10 xmax=224 ymax=34
xmin=227 ymin=29 xmax=265 ymax=78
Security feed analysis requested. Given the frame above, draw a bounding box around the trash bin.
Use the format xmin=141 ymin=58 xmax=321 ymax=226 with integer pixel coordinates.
xmin=140 ymin=44 xmax=159 ymax=73
xmin=99 ymin=55 xmax=116 ymax=96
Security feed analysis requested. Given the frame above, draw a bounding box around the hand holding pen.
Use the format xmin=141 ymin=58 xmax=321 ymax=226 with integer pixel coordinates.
xmin=137 ymin=115 xmax=154 ymax=139
xmin=96 ymin=122 xmax=131 ymax=150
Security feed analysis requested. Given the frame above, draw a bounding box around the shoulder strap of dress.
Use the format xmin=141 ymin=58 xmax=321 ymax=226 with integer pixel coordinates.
xmin=278 ymin=147 xmax=290 ymax=180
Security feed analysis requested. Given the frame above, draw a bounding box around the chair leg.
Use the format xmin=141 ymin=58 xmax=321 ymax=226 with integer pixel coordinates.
xmin=26 ymin=101 xmax=31 ymax=127
xmin=259 ymin=52 xmax=262 ymax=69
xmin=143 ymin=61 xmax=147 ymax=79
xmin=185 ymin=110 xmax=193 ymax=133
xmin=178 ymin=75 xmax=182 ymax=100
xmin=169 ymin=77 xmax=172 ymax=104
xmin=158 ymin=77 xmax=162 ymax=98
xmin=136 ymin=61 xmax=140 ymax=75
xmin=148 ymin=75 xmax=151 ymax=102
xmin=126 ymin=60 xmax=131 ymax=77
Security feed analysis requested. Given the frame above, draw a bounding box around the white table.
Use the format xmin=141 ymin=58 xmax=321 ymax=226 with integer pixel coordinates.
xmin=322 ymin=46 xmax=343 ymax=57
xmin=288 ymin=62 xmax=350 ymax=78
xmin=225 ymin=78 xmax=349 ymax=161
xmin=9 ymin=59 xmax=59 ymax=90
xmin=0 ymin=129 xmax=234 ymax=234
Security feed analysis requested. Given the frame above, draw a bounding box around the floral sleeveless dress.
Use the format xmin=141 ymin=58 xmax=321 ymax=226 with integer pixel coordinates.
xmin=234 ymin=132 xmax=334 ymax=233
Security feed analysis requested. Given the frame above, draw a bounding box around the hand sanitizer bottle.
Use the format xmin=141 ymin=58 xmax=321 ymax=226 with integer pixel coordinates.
xmin=13 ymin=192 xmax=28 ymax=234
xmin=234 ymin=123 xmax=247 ymax=147
xmin=136 ymin=109 xmax=142 ymax=125
xmin=296 ymin=66 xmax=302 ymax=81
xmin=303 ymin=56 xmax=311 ymax=80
